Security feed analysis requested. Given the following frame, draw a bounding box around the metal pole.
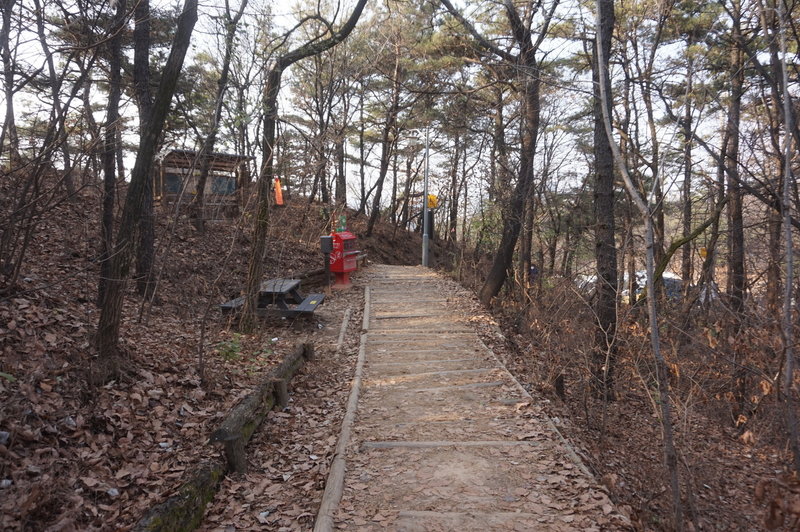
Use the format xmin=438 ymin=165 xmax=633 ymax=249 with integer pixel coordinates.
xmin=324 ymin=252 xmax=331 ymax=291
xmin=422 ymin=127 xmax=430 ymax=267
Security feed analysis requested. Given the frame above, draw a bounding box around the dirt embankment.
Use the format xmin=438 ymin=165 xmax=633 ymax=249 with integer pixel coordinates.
xmin=5 ymin=182 xmax=793 ymax=531
xmin=467 ymin=278 xmax=799 ymax=531
xmin=0 ymin=187 xmax=422 ymax=531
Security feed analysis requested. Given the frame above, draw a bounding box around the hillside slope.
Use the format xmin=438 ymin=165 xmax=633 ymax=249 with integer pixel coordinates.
xmin=0 ymin=187 xmax=426 ymax=530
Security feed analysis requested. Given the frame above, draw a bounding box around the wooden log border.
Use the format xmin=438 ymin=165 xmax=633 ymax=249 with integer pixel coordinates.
xmin=313 ymin=287 xmax=370 ymax=532
xmin=335 ymin=308 xmax=352 ymax=353
xmin=283 ymin=254 xmax=365 ymax=288
xmin=133 ymin=342 xmax=314 ymax=532
xmin=296 ymin=267 xmax=331 ymax=287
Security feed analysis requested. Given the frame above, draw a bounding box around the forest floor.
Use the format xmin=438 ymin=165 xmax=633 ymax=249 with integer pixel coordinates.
xmin=0 ymin=184 xmax=797 ymax=531
xmin=470 ymin=287 xmax=799 ymax=531
xmin=0 ymin=187 xmax=421 ymax=531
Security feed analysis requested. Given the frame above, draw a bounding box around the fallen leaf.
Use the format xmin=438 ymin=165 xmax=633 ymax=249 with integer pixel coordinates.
xmin=81 ymin=477 xmax=100 ymax=488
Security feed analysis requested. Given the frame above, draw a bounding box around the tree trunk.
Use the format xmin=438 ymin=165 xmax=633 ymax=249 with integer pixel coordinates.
xmin=641 ymin=78 xmax=665 ymax=293
xmin=766 ymin=77 xmax=783 ymax=314
xmin=478 ymin=62 xmax=539 ymax=305
xmin=98 ymin=0 xmax=126 ymax=307
xmin=696 ymin=122 xmax=728 ymax=310
xmin=472 ymin=6 xmax=545 ymax=305
xmin=240 ymin=0 xmax=368 ymax=330
xmin=767 ymin=191 xmax=782 ymax=313
xmin=32 ymin=0 xmax=74 ymax=196
xmin=595 ymin=0 xmax=682 ymax=522
xmin=366 ymin=53 xmax=401 ymax=237
xmin=334 ymin=132 xmax=346 ymax=209
xmin=592 ymin=0 xmax=618 ymax=399
xmin=235 ymin=84 xmax=248 ymax=157
xmin=399 ymin=155 xmax=418 ymax=230
xmin=760 ymin=6 xmax=785 ymax=315
xmin=133 ymin=0 xmax=157 ymax=298
xmin=95 ymin=0 xmax=198 ymax=374
xmin=0 ymin=0 xmax=19 ymax=164
xmin=240 ymin=64 xmax=280 ymax=332
xmin=490 ymin=85 xmax=509 ymax=202
xmin=776 ymin=1 xmax=800 ymax=473
xmin=681 ymin=51 xmax=694 ymax=293
xmin=81 ymin=73 xmax=101 ymax=184
xmin=726 ymin=2 xmax=746 ymax=315
xmin=356 ymin=81 xmax=368 ymax=216
xmin=519 ymin=194 xmax=534 ymax=292
xmin=116 ymin=126 xmax=125 ymax=183
xmin=624 ymin=200 xmax=637 ymax=303
xmin=390 ymin=148 xmax=399 ymax=225
xmin=319 ymin=151 xmax=330 ymax=205
xmin=448 ymin=132 xmax=461 ymax=243
xmin=311 ymin=137 xmax=329 ymax=206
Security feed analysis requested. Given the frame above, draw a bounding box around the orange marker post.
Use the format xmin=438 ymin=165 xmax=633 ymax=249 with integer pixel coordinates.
xmin=274 ymin=178 xmax=284 ymax=206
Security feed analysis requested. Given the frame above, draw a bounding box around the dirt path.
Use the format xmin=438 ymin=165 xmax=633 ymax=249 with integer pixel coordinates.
xmin=315 ymin=265 xmax=629 ymax=531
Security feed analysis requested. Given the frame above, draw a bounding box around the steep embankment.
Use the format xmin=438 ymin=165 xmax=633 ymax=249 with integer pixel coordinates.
xmin=0 ymin=186 xmax=420 ymax=530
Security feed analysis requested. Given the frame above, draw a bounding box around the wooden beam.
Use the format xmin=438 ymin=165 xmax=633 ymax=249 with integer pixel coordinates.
xmin=209 ymin=343 xmax=313 ymax=473
xmin=133 ymin=343 xmax=314 ymax=531
xmin=132 ymin=461 xmax=225 ymax=532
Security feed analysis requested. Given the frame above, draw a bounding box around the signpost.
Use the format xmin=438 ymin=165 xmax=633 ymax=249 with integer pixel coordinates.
xmin=422 ymin=127 xmax=430 ymax=267
xmin=320 ymin=235 xmax=333 ymax=290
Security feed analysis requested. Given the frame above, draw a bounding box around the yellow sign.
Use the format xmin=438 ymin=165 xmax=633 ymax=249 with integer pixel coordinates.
xmin=699 ymin=247 xmax=708 ymax=259
xmin=427 ymin=194 xmax=438 ymax=209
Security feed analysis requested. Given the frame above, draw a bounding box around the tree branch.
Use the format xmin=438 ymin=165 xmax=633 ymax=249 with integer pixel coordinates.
xmin=440 ymin=0 xmax=517 ymax=63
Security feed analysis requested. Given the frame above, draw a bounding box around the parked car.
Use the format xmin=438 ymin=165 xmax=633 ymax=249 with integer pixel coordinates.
xmin=621 ymin=270 xmax=683 ymax=303
xmin=575 ymin=270 xmax=683 ymax=303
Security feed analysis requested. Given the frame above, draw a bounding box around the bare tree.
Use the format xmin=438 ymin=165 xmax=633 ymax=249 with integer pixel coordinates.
xmin=775 ymin=0 xmax=800 ymax=473
xmin=595 ymin=0 xmax=682 ymax=524
xmin=133 ymin=0 xmax=156 ymax=298
xmin=189 ymin=0 xmax=249 ymax=232
xmin=366 ymin=49 xmax=401 ymax=236
xmin=0 ymin=0 xmax=97 ymax=296
xmin=591 ymin=0 xmax=618 ymax=399
xmin=97 ymin=0 xmax=127 ymax=306
xmin=441 ymin=0 xmax=559 ymax=305
xmin=95 ymin=0 xmax=198 ymax=376
xmin=32 ymin=0 xmax=75 ymax=196
xmin=0 ymin=0 xmax=20 ymax=164
xmin=240 ymin=0 xmax=368 ymax=331
xmin=726 ymin=0 xmax=746 ymax=315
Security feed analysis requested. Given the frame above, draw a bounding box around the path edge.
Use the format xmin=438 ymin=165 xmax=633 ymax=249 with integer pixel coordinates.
xmin=313 ymin=287 xmax=370 ymax=531
xmin=335 ymin=307 xmax=353 ymax=352
xmin=474 ymin=334 xmax=593 ymax=478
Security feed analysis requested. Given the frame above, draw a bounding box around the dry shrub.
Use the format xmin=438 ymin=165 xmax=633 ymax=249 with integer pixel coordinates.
xmin=464 ymin=269 xmax=797 ymax=530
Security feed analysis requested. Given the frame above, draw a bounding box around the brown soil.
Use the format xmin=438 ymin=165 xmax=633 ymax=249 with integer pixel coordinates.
xmin=2 ymin=181 xmax=796 ymax=531
xmin=0 ymin=185 xmax=420 ymax=531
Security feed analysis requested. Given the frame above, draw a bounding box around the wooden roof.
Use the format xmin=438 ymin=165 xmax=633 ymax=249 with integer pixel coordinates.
xmin=160 ymin=149 xmax=253 ymax=172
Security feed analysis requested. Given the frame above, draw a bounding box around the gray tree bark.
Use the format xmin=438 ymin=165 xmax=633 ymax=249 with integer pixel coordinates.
xmin=95 ymin=0 xmax=198 ymax=375
xmin=592 ymin=0 xmax=618 ymax=399
xmin=595 ymin=0 xmax=682 ymax=524
xmin=240 ymin=0 xmax=368 ymax=330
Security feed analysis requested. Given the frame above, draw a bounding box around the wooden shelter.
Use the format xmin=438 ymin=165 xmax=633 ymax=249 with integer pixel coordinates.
xmin=154 ymin=149 xmax=253 ymax=219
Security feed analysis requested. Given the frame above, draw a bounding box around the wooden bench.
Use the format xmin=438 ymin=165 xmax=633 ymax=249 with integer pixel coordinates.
xmin=220 ymin=279 xmax=325 ymax=318
xmin=281 ymin=293 xmax=324 ymax=317
xmin=220 ymin=296 xmax=245 ymax=314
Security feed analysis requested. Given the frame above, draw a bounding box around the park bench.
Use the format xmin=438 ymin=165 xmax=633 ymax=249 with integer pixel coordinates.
xmin=220 ymin=278 xmax=324 ymax=318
